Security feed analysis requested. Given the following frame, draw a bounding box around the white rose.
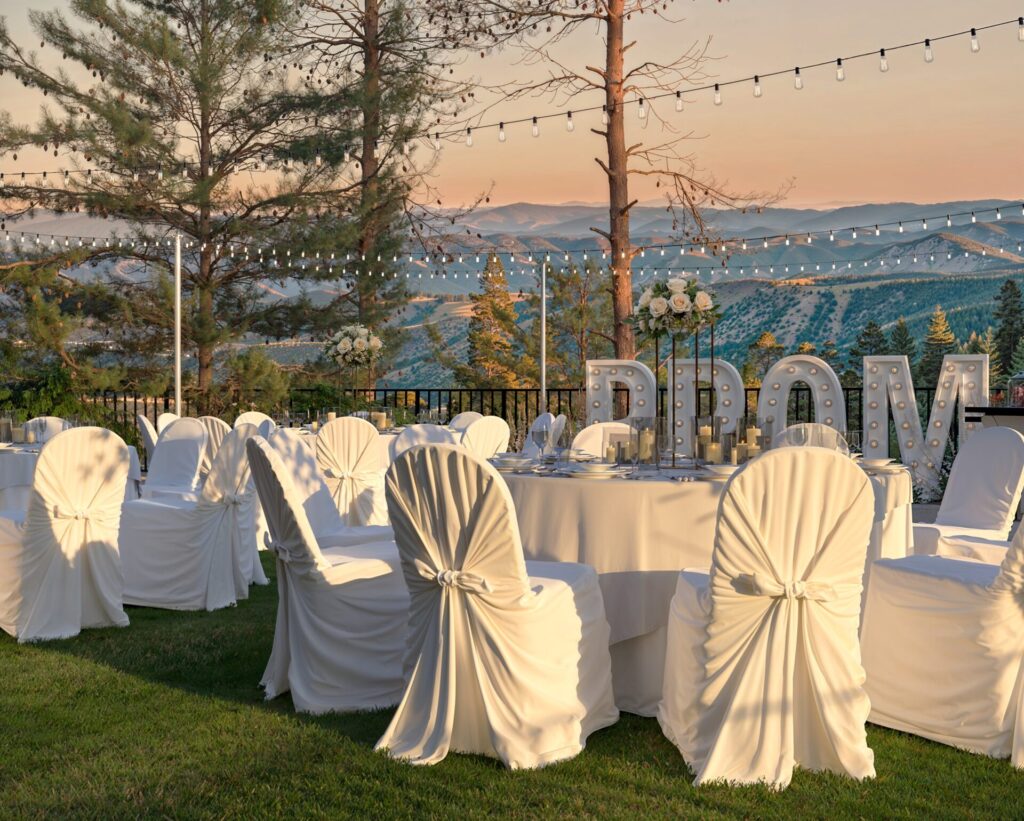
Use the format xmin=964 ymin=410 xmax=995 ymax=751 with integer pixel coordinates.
xmin=338 ymin=337 xmax=352 ymax=352
xmin=369 ymin=336 xmax=383 ymax=351
xmin=649 ymin=296 xmax=669 ymax=318
xmin=668 ymin=292 xmax=692 ymax=314
xmin=353 ymin=337 xmax=367 ymax=352
xmin=667 ymin=278 xmax=688 ymax=294
xmin=638 ymin=288 xmax=653 ymax=309
xmin=694 ymin=290 xmax=714 ymax=312
xmin=638 ymin=317 xmax=648 ymax=332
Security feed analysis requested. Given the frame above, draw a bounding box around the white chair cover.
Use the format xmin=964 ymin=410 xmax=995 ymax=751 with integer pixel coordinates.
xmin=156 ymin=412 xmax=179 ymax=433
xmin=391 ymin=424 xmax=458 ymax=459
xmin=316 ymin=418 xmax=388 ymax=527
xmin=136 ymin=414 xmax=158 ymax=462
xmin=459 ymin=416 xmax=511 ymax=460
xmin=247 ymin=437 xmax=408 ymax=714
xmin=142 ymin=417 xmax=207 ymax=500
xmin=861 ymin=525 xmax=1024 ymax=767
xmin=0 ymin=428 xmax=130 ymax=642
xmin=235 ymin=411 xmax=274 ymax=429
xmin=915 ymin=427 xmax=1024 ymax=556
xmin=197 ymin=415 xmax=231 ymax=478
xmin=121 ymin=425 xmax=259 ymax=610
xmin=448 ymin=411 xmax=483 ymax=432
xmin=24 ymin=416 xmax=66 ymax=443
xmin=375 ymin=444 xmax=618 ymax=768
xmin=522 ymin=413 xmax=568 ymax=457
xmin=268 ymin=428 xmax=393 ymax=548
xmin=773 ymin=422 xmax=850 ymax=455
xmin=658 ymin=448 xmax=875 ymax=789
xmin=572 ymin=421 xmax=631 ymax=458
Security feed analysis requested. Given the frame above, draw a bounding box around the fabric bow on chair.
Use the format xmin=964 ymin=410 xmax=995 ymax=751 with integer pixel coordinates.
xmin=316 ymin=418 xmax=388 ymax=527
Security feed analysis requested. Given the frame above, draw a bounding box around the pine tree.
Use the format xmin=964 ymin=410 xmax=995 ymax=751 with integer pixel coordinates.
xmin=1011 ymin=338 xmax=1024 ymax=377
xmin=917 ymin=306 xmax=957 ymax=386
xmin=889 ymin=317 xmax=918 ymax=369
xmin=743 ymin=332 xmax=784 ymax=385
xmin=993 ymin=279 xmax=1024 ymax=380
xmin=847 ymin=321 xmax=890 ymax=369
xmin=794 ymin=341 xmax=816 ymax=356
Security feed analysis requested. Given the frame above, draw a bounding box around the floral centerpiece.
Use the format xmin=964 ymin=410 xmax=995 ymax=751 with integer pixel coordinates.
xmin=631 ymin=277 xmax=720 ymax=340
xmin=323 ymin=324 xmax=383 ymax=368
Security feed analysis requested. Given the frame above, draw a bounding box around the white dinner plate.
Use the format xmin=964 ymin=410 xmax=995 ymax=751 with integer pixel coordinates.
xmin=860 ymin=458 xmax=894 ymax=469
xmin=702 ymin=464 xmax=740 ymax=478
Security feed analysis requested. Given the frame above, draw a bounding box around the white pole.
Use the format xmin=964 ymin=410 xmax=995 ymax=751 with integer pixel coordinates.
xmin=174 ymin=232 xmax=182 ymax=413
xmin=540 ymin=262 xmax=547 ymax=413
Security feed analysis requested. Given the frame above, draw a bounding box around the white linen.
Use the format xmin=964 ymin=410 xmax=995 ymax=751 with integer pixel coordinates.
xmin=121 ymin=425 xmax=259 ymax=610
xmin=247 ymin=437 xmax=408 ymax=714
xmin=0 ymin=428 xmax=130 ymax=642
xmin=142 ymin=417 xmax=207 ymax=500
xmin=197 ymin=416 xmax=231 ymax=478
xmin=0 ymin=443 xmax=142 ymax=511
xmin=316 ymin=418 xmax=388 ymax=527
xmin=935 ymin=533 xmax=1011 ymax=564
xmin=268 ymin=428 xmax=393 ymax=548
xmin=391 ymin=424 xmax=458 ymax=459
xmin=459 ymin=416 xmax=511 ymax=460
xmin=572 ymin=421 xmax=631 ymax=458
xmin=860 ymin=531 xmax=1024 ymax=767
xmin=235 ymin=411 xmax=274 ymax=429
xmin=658 ymin=448 xmax=875 ymax=789
xmin=24 ymin=416 xmax=66 ymax=443
xmin=773 ymin=422 xmax=850 ymax=454
xmin=375 ymin=444 xmax=618 ymax=768
xmin=448 ymin=411 xmax=482 ymax=432
xmin=136 ymin=414 xmax=158 ymax=462
xmin=156 ymin=412 xmax=179 ymax=433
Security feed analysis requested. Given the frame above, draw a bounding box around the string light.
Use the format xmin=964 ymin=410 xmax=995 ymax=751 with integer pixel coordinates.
xmin=601 ymin=105 xmax=609 ymax=125
xmin=637 ymin=98 xmax=646 ymax=119
xmin=971 ymin=28 xmax=980 ymax=52
xmin=924 ymin=38 xmax=934 ymax=62
xmin=836 ymin=58 xmax=845 ymax=81
xmin=566 ymin=111 xmax=574 ymax=132
xmin=465 ymin=128 xmax=472 ymax=147
xmin=498 ymin=122 xmax=506 ymax=142
xmin=531 ymin=117 xmax=539 ymax=138
xmin=714 ymin=83 xmax=722 ymax=105
xmin=753 ymin=76 xmax=762 ymax=97
xmin=675 ymin=91 xmax=683 ymax=111
xmin=879 ymin=48 xmax=889 ymax=72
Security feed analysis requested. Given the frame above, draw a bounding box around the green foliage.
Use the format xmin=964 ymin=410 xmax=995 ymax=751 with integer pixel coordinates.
xmin=742 ymin=331 xmax=784 ymax=386
xmin=889 ymin=317 xmax=918 ymax=367
xmin=993 ymin=279 xmax=1024 ymax=383
xmin=916 ymin=306 xmax=958 ymax=386
xmin=961 ymin=327 xmax=1002 ymax=388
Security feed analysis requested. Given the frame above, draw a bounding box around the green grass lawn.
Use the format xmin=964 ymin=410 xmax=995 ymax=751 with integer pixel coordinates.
xmin=1 ymin=553 xmax=1021 ymax=819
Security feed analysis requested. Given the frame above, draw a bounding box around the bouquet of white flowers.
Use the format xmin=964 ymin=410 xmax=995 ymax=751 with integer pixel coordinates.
xmin=324 ymin=324 xmax=383 ymax=368
xmin=631 ymin=277 xmax=720 ymax=340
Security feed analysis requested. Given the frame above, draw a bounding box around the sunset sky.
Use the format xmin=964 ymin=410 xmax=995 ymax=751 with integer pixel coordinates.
xmin=1 ymin=0 xmax=1022 ymax=209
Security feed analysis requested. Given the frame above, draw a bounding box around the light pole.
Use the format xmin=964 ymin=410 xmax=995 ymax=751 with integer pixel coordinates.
xmin=540 ymin=262 xmax=547 ymax=413
xmin=174 ymin=232 xmax=182 ymax=413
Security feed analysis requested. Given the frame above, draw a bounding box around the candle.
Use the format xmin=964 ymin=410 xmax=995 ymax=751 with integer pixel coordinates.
xmin=327 ymin=412 xmax=337 ymax=422
xmin=310 ymin=420 xmax=319 ymax=433
xmin=639 ymin=429 xmax=654 ymax=462
xmin=704 ymin=442 xmax=722 ymax=464
xmin=370 ymin=411 xmax=387 ymax=430
xmin=746 ymin=443 xmax=762 ymax=460
xmin=25 ymin=429 xmax=36 ymax=445
xmin=699 ymin=424 xmax=712 ymax=438
xmin=745 ymin=426 xmax=761 ymax=444
xmin=605 ymin=444 xmax=617 ymax=464
xmin=12 ymin=426 xmax=24 ymax=444
xmin=0 ymin=419 xmax=10 ymax=442
xmin=731 ymin=442 xmax=747 ymax=465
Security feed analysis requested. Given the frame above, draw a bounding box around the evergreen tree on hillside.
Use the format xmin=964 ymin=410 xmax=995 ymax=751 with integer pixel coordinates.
xmin=993 ymin=279 xmax=1024 ymax=382
xmin=1011 ymin=338 xmax=1024 ymax=378
xmin=794 ymin=341 xmax=816 ymax=356
xmin=848 ymin=321 xmax=890 ymax=369
xmin=917 ymin=306 xmax=958 ymax=386
xmin=962 ymin=327 xmax=1002 ymax=388
xmin=889 ymin=318 xmax=918 ymax=369
xmin=742 ymin=332 xmax=784 ymax=386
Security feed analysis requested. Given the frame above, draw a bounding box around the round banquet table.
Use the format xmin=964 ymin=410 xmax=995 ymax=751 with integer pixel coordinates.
xmin=0 ymin=442 xmax=142 ymax=512
xmin=502 ymin=464 xmax=914 ymax=716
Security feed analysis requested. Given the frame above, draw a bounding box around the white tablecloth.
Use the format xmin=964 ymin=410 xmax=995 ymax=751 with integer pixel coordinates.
xmin=0 ymin=443 xmax=142 ymax=511
xmin=503 ymin=465 xmax=913 ymax=715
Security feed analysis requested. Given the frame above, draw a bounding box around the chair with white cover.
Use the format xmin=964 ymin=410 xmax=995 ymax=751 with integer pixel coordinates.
xmin=773 ymin=422 xmax=850 ymax=455
xmin=0 ymin=428 xmax=131 ymax=642
xmin=156 ymin=412 xmax=179 ymax=434
xmin=860 ymin=521 xmax=1024 ymax=768
xmin=25 ymin=416 xmax=66 ymax=443
xmin=120 ymin=424 xmax=260 ymax=610
xmin=448 ymin=411 xmax=482 ymax=432
xmin=522 ymin=412 xmax=567 ymax=457
xmin=914 ymin=426 xmax=1024 ymax=557
xmin=571 ymin=421 xmax=631 ymax=458
xmin=136 ymin=414 xmax=159 ymax=462
xmin=459 ymin=416 xmax=511 ymax=461
xmin=316 ymin=418 xmax=388 ymax=527
xmin=247 ymin=436 xmax=408 ymax=714
xmin=658 ymin=447 xmax=875 ymax=789
xmin=235 ymin=410 xmax=274 ymax=430
xmin=198 ymin=415 xmax=231 ymax=478
xmin=375 ymin=444 xmax=618 ymax=768
xmin=391 ymin=424 xmax=458 ymax=460
xmin=268 ymin=428 xmax=393 ymax=548
xmin=141 ymin=417 xmax=207 ymax=501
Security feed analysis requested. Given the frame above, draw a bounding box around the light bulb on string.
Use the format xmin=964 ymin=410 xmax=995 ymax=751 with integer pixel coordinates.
xmin=971 ymin=211 xmax=976 ymax=223
xmin=879 ymin=48 xmax=888 ymax=72
xmin=753 ymin=75 xmax=762 ymax=97
xmin=601 ymin=105 xmax=609 ymax=125
xmin=637 ymin=98 xmax=646 ymax=119
xmin=713 ymin=83 xmax=722 ymax=105
xmin=531 ymin=117 xmax=539 ymax=137
xmin=498 ymin=122 xmax=506 ymax=142
xmin=829 ymin=230 xmax=835 ymax=242
xmin=433 ymin=132 xmax=441 ymax=151
xmin=566 ymin=111 xmax=574 ymax=131
xmin=924 ymin=38 xmax=933 ymax=62
xmin=875 ymin=225 xmax=880 ymax=236
xmin=996 ymin=208 xmax=1002 ymax=220
xmin=675 ymin=91 xmax=683 ymax=111
xmin=898 ymin=221 xmax=904 ymax=233
xmin=970 ymin=28 xmax=980 ymax=52
xmin=946 ymin=215 xmax=952 ymax=227
xmin=465 ymin=128 xmax=473 ymax=147
xmin=852 ymin=228 xmax=858 ymax=239
xmin=1019 ymin=17 xmax=1024 ymax=41
xmin=922 ymin=218 xmax=927 ymax=230
xmin=793 ymin=67 xmax=803 ymax=89
xmin=835 ymin=58 xmax=845 ymax=81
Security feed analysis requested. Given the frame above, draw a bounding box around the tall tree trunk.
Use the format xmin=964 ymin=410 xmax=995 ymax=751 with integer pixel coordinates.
xmin=604 ymin=0 xmax=635 ymax=362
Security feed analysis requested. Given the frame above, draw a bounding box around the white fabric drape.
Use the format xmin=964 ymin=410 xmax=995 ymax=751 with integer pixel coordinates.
xmin=197 ymin=416 xmax=231 ymax=479
xmin=121 ymin=425 xmax=258 ymax=610
xmin=142 ymin=417 xmax=207 ymax=501
xmin=24 ymin=416 xmax=66 ymax=443
xmin=392 ymin=424 xmax=458 ymax=460
xmin=376 ymin=444 xmax=618 ymax=769
xmin=247 ymin=437 xmax=408 ymax=714
xmin=915 ymin=427 xmax=1024 ymax=555
xmin=136 ymin=414 xmax=158 ymax=462
xmin=658 ymin=448 xmax=876 ymax=789
xmin=572 ymin=422 xmax=631 ymax=457
xmin=316 ymin=418 xmax=388 ymax=527
xmin=0 ymin=428 xmax=130 ymax=642
xmin=156 ymin=412 xmax=179 ymax=434
xmin=448 ymin=411 xmax=482 ymax=432
xmin=268 ymin=428 xmax=393 ymax=548
xmin=773 ymin=422 xmax=850 ymax=455
xmin=459 ymin=417 xmax=511 ymax=460
xmin=235 ymin=411 xmax=274 ymax=429
xmin=861 ymin=526 xmax=1024 ymax=767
